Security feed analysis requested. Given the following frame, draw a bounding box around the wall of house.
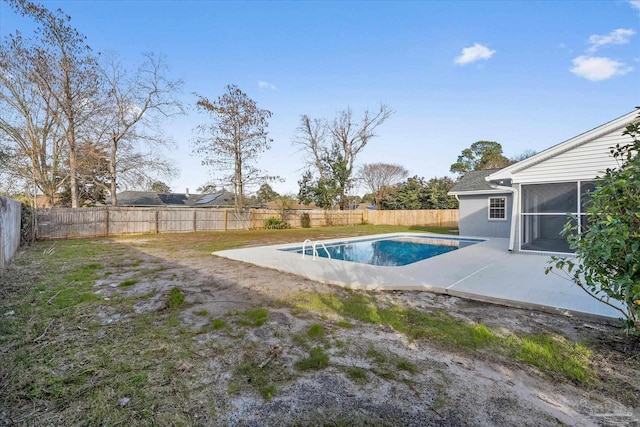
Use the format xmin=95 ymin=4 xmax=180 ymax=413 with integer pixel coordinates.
xmin=0 ymin=196 xmax=21 ymax=270
xmin=511 ymin=126 xmax=631 ymax=183
xmin=458 ymin=193 xmax=512 ymax=238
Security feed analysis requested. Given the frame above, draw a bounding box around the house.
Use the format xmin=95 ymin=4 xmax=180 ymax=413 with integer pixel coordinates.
xmin=110 ymin=190 xmax=237 ymax=208
xmin=449 ymin=110 xmax=638 ymax=254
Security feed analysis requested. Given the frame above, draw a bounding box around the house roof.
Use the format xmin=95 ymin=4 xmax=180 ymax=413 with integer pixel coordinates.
xmin=448 ymin=169 xmax=508 ymax=195
xmin=488 ymin=109 xmax=638 ymax=182
xmin=115 ymin=191 xmax=165 ymax=206
xmin=113 ymin=190 xmax=238 ymax=207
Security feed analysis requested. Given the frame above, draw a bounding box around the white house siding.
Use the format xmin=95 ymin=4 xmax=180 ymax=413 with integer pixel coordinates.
xmin=458 ymin=194 xmax=512 ymax=238
xmin=510 ymin=128 xmax=632 ymax=184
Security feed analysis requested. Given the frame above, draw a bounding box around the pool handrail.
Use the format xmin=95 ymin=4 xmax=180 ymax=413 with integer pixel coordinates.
xmin=312 ymin=240 xmax=331 ymax=259
xmin=301 ymin=239 xmax=331 ymax=260
xmin=301 ymin=239 xmax=313 ymax=259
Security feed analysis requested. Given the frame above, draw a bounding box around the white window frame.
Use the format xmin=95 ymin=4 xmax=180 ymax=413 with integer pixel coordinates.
xmin=488 ymin=197 xmax=507 ymax=221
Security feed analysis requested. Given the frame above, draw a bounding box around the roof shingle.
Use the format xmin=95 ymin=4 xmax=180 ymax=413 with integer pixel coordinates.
xmin=449 ymin=169 xmax=503 ymax=193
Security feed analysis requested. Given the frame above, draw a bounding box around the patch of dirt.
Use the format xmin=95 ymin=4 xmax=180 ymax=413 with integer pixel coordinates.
xmin=107 ymin=238 xmax=640 ymax=426
xmin=2 ymin=234 xmax=639 ymax=426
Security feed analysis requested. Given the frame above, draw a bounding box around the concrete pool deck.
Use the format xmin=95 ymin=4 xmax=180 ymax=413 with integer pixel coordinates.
xmin=213 ymin=232 xmax=622 ymax=320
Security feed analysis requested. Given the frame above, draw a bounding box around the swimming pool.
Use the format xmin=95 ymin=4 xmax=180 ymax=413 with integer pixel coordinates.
xmin=215 ymin=232 xmax=505 ymax=290
xmin=280 ymin=236 xmax=482 ymax=266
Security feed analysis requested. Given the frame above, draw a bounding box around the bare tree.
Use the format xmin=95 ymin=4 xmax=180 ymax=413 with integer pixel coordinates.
xmin=8 ymin=0 xmax=101 ymax=208
xmin=359 ymin=163 xmax=408 ymax=210
xmin=293 ymin=115 xmax=328 ymax=180
xmin=0 ymin=30 xmax=67 ymax=207
xmin=511 ymin=149 xmax=537 ymax=163
xmin=192 ymin=85 xmax=273 ymax=211
xmin=295 ymin=105 xmax=393 ymax=209
xmin=91 ymin=52 xmax=183 ymax=205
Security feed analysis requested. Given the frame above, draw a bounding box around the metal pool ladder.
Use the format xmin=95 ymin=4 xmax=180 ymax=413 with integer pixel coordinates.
xmin=301 ymin=239 xmax=331 ymax=260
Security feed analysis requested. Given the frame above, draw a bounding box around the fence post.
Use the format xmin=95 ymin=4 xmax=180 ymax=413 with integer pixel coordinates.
xmin=224 ymin=210 xmax=228 ymax=231
xmin=0 ymin=219 xmax=4 ymax=269
xmin=249 ymin=209 xmax=254 ymax=230
xmin=104 ymin=207 xmax=109 ymax=237
xmin=193 ymin=210 xmax=197 ymax=233
xmin=155 ymin=209 xmax=159 ymax=234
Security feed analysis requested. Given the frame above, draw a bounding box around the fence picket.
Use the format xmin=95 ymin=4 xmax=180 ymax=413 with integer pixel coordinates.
xmin=35 ymin=207 xmax=458 ymax=239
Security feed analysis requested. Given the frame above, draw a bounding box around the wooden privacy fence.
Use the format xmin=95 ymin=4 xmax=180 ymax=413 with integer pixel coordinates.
xmin=363 ymin=209 xmax=458 ymax=227
xmin=36 ymin=207 xmax=458 ymax=239
xmin=37 ymin=208 xmax=249 ymax=240
xmin=250 ymin=209 xmax=364 ymax=229
xmin=1 ymin=197 xmax=22 ymax=270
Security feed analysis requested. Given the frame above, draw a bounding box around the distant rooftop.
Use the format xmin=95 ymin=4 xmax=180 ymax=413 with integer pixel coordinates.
xmin=110 ymin=190 xmax=237 ymax=207
xmin=448 ymin=169 xmax=503 ymax=194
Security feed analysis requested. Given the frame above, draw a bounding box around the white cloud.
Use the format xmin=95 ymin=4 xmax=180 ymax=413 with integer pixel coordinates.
xmin=570 ymin=56 xmax=633 ymax=81
xmin=587 ymin=28 xmax=636 ymax=53
xmin=628 ymin=0 xmax=640 ymax=11
xmin=258 ymin=80 xmax=277 ymax=90
xmin=454 ymin=43 xmax=496 ymax=65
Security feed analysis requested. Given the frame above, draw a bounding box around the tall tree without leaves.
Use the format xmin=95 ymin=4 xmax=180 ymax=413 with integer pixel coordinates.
xmin=0 ymin=27 xmax=65 ymax=206
xmin=192 ymin=85 xmax=273 ymax=211
xmin=450 ymin=140 xmax=513 ymax=176
xmin=94 ymin=53 xmax=183 ymax=205
xmin=295 ymin=105 xmax=393 ymax=210
xmin=359 ymin=163 xmax=408 ymax=210
xmin=7 ymin=0 xmax=102 ymax=208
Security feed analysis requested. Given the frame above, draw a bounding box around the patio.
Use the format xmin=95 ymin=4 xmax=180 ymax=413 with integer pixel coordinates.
xmin=214 ymin=233 xmax=622 ymax=320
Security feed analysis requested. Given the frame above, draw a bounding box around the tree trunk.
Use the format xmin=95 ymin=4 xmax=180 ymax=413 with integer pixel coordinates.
xmin=235 ymin=154 xmax=243 ymax=211
xmin=110 ymin=138 xmax=117 ymax=206
xmin=68 ymin=139 xmax=78 ymax=208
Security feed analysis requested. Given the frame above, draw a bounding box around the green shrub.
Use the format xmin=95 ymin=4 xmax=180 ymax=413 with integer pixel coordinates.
xmin=547 ymin=111 xmax=640 ymax=333
xmin=300 ymin=212 xmax=311 ymax=228
xmin=263 ymin=216 xmax=289 ymax=229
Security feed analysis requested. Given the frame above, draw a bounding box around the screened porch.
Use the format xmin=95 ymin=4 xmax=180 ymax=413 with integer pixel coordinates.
xmin=520 ymin=181 xmax=595 ymax=253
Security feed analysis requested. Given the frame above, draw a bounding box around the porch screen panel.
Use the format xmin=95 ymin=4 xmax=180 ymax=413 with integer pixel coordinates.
xmin=522 ymin=183 xmax=577 ymax=213
xmin=521 ymin=182 xmax=578 ymax=253
xmin=579 ymin=181 xmax=596 ymax=232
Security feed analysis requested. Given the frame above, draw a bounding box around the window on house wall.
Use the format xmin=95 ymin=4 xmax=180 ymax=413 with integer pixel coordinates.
xmin=488 ymin=197 xmax=506 ymax=220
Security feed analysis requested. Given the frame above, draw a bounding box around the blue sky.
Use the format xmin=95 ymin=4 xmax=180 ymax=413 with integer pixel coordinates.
xmin=2 ymin=0 xmax=639 ymax=195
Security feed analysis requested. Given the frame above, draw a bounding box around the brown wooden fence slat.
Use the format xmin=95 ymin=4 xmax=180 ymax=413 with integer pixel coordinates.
xmin=35 ymin=207 xmax=458 ymax=239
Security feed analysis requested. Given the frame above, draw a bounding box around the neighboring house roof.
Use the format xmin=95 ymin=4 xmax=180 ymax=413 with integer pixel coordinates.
xmin=112 ymin=190 xmax=237 ymax=207
xmin=193 ymin=190 xmax=237 ymax=207
xmin=115 ymin=191 xmax=165 ymax=206
xmin=488 ymin=109 xmax=638 ymax=182
xmin=448 ymin=169 xmax=508 ymax=195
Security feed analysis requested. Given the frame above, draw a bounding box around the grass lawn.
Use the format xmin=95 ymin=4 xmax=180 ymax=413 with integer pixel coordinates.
xmin=0 ymin=225 xmax=637 ymax=425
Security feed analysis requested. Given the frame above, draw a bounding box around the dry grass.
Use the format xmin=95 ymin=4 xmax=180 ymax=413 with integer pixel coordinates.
xmin=0 ymin=225 xmax=637 ymax=425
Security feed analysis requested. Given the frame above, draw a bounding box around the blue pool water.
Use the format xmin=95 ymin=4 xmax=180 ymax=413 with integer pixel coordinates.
xmin=281 ymin=236 xmax=482 ymax=266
